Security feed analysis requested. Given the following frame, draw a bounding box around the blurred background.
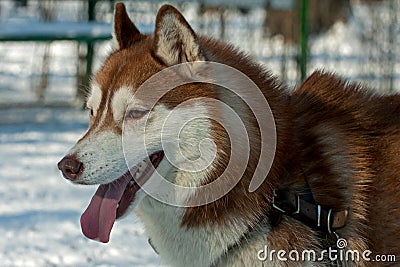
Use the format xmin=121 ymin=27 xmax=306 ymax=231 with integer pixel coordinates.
xmin=0 ymin=0 xmax=399 ymax=266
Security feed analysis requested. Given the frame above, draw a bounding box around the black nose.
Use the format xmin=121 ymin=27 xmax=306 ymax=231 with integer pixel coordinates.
xmin=58 ymin=155 xmax=83 ymax=180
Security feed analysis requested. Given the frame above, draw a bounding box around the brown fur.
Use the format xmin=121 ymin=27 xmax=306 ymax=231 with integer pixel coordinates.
xmin=85 ymin=3 xmax=400 ymax=266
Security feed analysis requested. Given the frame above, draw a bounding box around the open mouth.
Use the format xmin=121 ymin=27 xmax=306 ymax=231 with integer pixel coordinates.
xmin=116 ymin=151 xmax=164 ymax=218
xmin=80 ymin=151 xmax=164 ymax=243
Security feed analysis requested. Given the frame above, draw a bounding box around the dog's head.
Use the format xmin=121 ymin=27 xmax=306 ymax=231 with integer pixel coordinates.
xmin=58 ymin=3 xmax=219 ymax=242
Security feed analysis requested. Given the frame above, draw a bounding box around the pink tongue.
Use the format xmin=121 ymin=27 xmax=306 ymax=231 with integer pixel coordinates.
xmin=80 ymin=174 xmax=132 ymax=243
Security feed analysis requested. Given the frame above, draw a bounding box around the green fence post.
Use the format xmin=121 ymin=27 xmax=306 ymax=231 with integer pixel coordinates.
xmin=79 ymin=0 xmax=97 ymax=103
xmin=88 ymin=0 xmax=96 ymax=21
xmin=86 ymin=0 xmax=97 ymax=83
xmin=300 ymin=0 xmax=308 ymax=81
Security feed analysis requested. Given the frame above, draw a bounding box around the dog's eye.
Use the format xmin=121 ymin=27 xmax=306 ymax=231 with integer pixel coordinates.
xmin=126 ymin=109 xmax=149 ymax=120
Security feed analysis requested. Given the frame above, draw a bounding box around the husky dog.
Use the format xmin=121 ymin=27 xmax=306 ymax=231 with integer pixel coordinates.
xmin=58 ymin=3 xmax=400 ymax=266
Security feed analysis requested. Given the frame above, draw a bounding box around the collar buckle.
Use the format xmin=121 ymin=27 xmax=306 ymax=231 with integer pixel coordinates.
xmin=272 ymin=188 xmax=348 ymax=234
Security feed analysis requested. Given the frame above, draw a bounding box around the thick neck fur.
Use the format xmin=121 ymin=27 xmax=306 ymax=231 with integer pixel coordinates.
xmin=181 ymin=37 xmax=297 ymax=227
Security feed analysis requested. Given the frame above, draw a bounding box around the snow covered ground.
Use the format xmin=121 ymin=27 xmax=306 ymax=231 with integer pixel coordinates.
xmin=0 ymin=108 xmax=163 ymax=266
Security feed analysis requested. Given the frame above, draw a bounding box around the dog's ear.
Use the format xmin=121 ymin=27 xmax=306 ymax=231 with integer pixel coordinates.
xmin=112 ymin=2 xmax=142 ymax=50
xmin=153 ymin=5 xmax=205 ymax=66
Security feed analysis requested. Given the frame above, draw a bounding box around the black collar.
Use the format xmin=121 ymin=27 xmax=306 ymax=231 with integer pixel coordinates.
xmin=271 ymin=188 xmax=348 ymax=234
